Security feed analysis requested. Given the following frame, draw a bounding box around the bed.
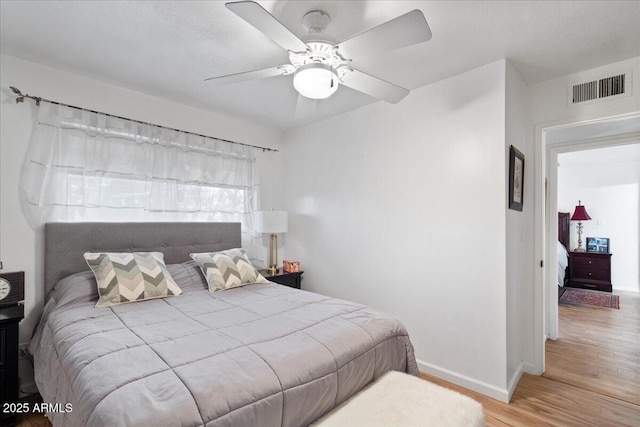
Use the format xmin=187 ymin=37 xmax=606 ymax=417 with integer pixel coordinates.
xmin=30 ymin=222 xmax=418 ymax=427
xmin=558 ymin=212 xmax=570 ymax=286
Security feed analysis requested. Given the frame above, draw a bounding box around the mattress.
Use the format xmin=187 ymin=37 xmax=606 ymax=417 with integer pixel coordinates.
xmin=30 ymin=261 xmax=418 ymax=427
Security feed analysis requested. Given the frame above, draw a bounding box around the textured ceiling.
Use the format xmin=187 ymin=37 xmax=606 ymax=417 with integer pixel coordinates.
xmin=1 ymin=1 xmax=639 ymax=130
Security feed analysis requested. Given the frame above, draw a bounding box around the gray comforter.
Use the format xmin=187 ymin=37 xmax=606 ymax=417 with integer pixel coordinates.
xmin=30 ymin=261 xmax=418 ymax=427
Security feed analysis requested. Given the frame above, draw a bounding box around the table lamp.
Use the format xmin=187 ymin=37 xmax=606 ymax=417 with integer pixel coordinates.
xmin=570 ymin=200 xmax=591 ymax=252
xmin=255 ymin=210 xmax=288 ymax=274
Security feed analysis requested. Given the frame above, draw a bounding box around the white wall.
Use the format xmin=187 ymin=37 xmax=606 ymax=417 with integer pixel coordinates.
xmin=283 ymin=60 xmax=512 ymax=400
xmin=505 ymin=61 xmax=530 ymax=395
xmin=0 ymin=53 xmax=285 ymax=349
xmin=558 ymin=149 xmax=640 ymax=292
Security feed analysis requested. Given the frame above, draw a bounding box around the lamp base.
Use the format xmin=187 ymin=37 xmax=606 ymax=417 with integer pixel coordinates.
xmin=268 ymin=233 xmax=280 ymax=276
xmin=574 ymin=221 xmax=586 ymax=253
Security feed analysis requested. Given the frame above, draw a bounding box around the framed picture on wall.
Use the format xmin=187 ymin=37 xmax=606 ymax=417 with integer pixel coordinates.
xmin=509 ymin=145 xmax=525 ymax=211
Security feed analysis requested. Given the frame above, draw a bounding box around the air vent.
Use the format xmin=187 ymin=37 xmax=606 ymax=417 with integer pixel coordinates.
xmin=573 ymin=80 xmax=598 ymax=103
xmin=570 ymin=72 xmax=629 ymax=105
xmin=599 ymin=74 xmax=625 ymax=98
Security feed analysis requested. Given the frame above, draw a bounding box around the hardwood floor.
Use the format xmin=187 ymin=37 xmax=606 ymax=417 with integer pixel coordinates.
xmin=422 ymin=289 xmax=640 ymax=426
xmin=17 ymin=290 xmax=639 ymax=426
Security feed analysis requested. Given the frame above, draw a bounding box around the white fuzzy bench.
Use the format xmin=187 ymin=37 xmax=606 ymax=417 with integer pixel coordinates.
xmin=312 ymin=371 xmax=484 ymax=427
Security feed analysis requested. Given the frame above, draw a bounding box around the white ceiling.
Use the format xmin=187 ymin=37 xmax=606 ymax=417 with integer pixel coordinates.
xmin=1 ymin=1 xmax=639 ymax=131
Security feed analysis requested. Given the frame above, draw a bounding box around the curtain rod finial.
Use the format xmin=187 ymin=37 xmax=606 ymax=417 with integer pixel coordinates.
xmin=10 ymin=86 xmax=41 ymax=105
xmin=11 ymin=86 xmax=24 ymax=103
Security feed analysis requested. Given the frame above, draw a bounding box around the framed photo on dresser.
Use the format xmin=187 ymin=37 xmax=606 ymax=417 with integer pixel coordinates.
xmin=587 ymin=237 xmax=609 ymax=253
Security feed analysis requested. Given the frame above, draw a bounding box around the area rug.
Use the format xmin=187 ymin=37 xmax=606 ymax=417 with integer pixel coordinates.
xmin=559 ymin=287 xmax=620 ymax=309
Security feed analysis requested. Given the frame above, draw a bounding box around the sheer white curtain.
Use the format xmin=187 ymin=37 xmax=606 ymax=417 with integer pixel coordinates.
xmin=20 ymin=103 xmax=262 ymax=259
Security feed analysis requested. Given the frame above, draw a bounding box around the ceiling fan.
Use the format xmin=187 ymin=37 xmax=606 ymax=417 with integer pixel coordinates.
xmin=205 ymin=1 xmax=432 ymax=104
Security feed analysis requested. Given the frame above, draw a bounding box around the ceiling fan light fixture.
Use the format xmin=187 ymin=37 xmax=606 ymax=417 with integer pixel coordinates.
xmin=293 ymin=63 xmax=339 ymax=99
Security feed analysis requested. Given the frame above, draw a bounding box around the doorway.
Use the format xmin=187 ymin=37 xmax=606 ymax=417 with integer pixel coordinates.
xmin=533 ymin=112 xmax=640 ymax=374
xmin=545 ymin=114 xmax=640 ymax=340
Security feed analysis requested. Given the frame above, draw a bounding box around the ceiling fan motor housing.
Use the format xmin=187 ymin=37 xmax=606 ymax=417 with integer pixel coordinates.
xmin=290 ymin=42 xmax=346 ymax=68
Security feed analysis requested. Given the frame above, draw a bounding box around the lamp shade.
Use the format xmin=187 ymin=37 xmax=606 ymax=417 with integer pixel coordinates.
xmin=570 ymin=202 xmax=592 ymax=221
xmin=255 ymin=211 xmax=288 ymax=234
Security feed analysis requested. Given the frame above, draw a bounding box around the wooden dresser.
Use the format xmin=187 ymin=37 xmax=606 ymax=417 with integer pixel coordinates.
xmin=568 ymin=252 xmax=612 ymax=292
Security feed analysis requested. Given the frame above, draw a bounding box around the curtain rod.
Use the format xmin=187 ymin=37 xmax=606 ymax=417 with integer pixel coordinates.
xmin=9 ymin=86 xmax=279 ymax=153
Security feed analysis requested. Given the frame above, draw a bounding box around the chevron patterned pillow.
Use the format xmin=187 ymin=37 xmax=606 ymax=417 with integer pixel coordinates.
xmin=190 ymin=248 xmax=268 ymax=292
xmin=84 ymin=252 xmax=183 ymax=308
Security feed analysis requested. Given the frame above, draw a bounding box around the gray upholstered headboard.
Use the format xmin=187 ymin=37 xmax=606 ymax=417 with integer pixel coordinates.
xmin=44 ymin=222 xmax=241 ymax=298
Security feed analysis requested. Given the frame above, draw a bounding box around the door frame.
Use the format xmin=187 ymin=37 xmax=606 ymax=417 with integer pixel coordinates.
xmin=532 ymin=111 xmax=640 ymax=374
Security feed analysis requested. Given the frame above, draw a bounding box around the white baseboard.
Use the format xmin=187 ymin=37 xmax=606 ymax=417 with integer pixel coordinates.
xmin=522 ymin=361 xmax=541 ymax=375
xmin=417 ymin=359 xmax=510 ymax=403
xmin=507 ymin=362 xmax=524 ymax=401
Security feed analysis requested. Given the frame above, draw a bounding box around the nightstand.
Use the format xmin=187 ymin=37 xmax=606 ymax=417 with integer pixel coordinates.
xmin=1 ymin=304 xmax=24 ymax=427
xmin=568 ymin=252 xmax=612 ymax=292
xmin=260 ymin=270 xmax=304 ymax=289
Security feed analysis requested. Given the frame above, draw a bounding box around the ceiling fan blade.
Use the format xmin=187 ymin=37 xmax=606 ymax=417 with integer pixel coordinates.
xmin=340 ymin=69 xmax=409 ymax=104
xmin=204 ymin=65 xmax=290 ymax=85
xmin=226 ymin=1 xmax=308 ymax=53
xmin=337 ymin=9 xmax=432 ymax=59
